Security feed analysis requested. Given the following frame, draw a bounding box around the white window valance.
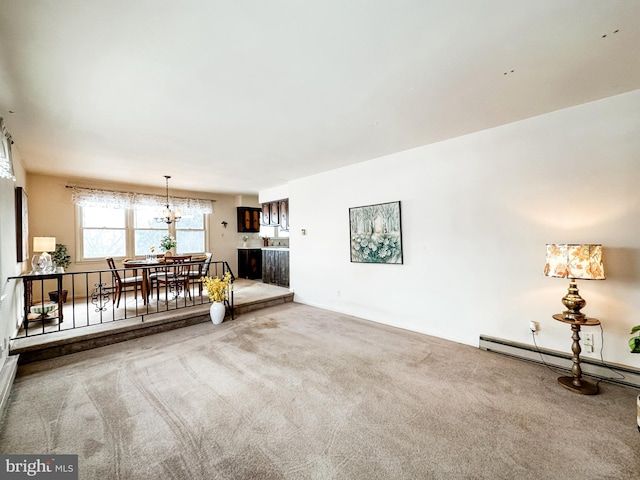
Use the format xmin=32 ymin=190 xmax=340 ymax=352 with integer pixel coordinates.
xmin=0 ymin=117 xmax=15 ymax=181
xmin=70 ymin=187 xmax=214 ymax=214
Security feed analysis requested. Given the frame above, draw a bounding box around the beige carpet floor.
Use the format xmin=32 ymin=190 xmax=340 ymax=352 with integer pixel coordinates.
xmin=1 ymin=302 xmax=638 ymax=479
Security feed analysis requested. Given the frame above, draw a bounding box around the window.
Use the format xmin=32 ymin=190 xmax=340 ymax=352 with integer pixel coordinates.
xmin=79 ymin=206 xmax=208 ymax=261
xmin=176 ymin=213 xmax=206 ymax=253
xmin=134 ymin=208 xmax=168 ymax=256
xmin=81 ymin=206 xmax=127 ymax=259
xmin=72 ymin=186 xmax=212 ymax=261
xmin=260 ymin=225 xmax=289 ymax=239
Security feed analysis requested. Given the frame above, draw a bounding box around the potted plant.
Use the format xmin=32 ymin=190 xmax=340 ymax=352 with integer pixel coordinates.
xmin=630 ymin=326 xmax=640 ymax=353
xmin=51 ymin=243 xmax=71 ymax=272
xmin=200 ymin=272 xmax=232 ymax=324
xmin=49 ymin=243 xmax=71 ymax=303
xmin=159 ymin=235 xmax=177 ymax=255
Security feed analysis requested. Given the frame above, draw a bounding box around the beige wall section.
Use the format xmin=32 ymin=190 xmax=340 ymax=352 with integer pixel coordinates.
xmin=235 ymin=195 xmax=260 ymax=208
xmin=25 ymin=174 xmax=255 ymax=277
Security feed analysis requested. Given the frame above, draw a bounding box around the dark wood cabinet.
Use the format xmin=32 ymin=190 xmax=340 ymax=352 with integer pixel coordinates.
xmin=262 ymin=248 xmax=289 ymax=287
xmin=238 ymin=248 xmax=262 ymax=279
xmin=237 ymin=207 xmax=261 ymax=232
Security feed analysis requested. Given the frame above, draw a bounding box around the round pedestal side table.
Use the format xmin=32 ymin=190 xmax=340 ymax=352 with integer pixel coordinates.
xmin=552 ymin=314 xmax=600 ymax=395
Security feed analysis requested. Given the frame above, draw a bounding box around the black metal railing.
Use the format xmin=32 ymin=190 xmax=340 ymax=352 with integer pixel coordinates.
xmin=8 ymin=260 xmax=235 ymax=339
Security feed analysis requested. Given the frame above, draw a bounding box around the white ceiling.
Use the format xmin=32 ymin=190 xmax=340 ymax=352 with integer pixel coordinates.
xmin=1 ymin=1 xmax=639 ymax=195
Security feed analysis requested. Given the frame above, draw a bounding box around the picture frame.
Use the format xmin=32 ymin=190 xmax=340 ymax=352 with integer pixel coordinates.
xmin=349 ymin=201 xmax=403 ymax=264
xmin=15 ymin=186 xmax=28 ymax=262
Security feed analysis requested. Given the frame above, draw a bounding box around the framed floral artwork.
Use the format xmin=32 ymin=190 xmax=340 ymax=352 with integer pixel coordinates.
xmin=349 ymin=201 xmax=403 ymax=264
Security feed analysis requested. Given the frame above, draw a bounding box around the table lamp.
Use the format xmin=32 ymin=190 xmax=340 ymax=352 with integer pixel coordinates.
xmin=32 ymin=236 xmax=56 ymax=274
xmin=543 ymin=244 xmax=605 ymax=321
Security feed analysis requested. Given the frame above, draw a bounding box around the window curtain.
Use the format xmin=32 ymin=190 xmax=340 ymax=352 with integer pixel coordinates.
xmin=70 ymin=187 xmax=214 ymax=214
xmin=0 ymin=117 xmax=15 ymax=181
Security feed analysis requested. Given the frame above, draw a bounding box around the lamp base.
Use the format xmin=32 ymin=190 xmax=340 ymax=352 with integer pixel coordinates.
xmin=561 ymin=311 xmax=586 ymax=322
xmin=558 ymin=376 xmax=598 ymax=395
xmin=561 ymin=280 xmax=587 ymax=322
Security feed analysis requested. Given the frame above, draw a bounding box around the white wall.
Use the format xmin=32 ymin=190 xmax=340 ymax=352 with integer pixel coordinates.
xmin=0 ymin=144 xmax=27 ymax=370
xmin=288 ymin=89 xmax=640 ymax=369
xmin=259 ymin=184 xmax=289 ymax=204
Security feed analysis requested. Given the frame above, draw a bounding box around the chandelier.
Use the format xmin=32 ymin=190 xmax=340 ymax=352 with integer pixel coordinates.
xmin=155 ymin=175 xmax=182 ymax=224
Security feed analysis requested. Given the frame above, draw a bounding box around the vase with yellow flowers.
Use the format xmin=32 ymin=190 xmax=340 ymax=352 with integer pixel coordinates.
xmin=201 ymin=272 xmax=232 ymax=324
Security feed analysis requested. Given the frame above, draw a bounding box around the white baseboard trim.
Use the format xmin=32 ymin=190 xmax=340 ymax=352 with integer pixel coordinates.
xmin=479 ymin=335 xmax=640 ymax=390
xmin=0 ymin=355 xmax=18 ymax=421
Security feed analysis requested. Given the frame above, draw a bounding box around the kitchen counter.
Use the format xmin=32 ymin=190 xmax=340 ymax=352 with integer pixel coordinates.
xmin=262 ymin=247 xmax=289 ymax=287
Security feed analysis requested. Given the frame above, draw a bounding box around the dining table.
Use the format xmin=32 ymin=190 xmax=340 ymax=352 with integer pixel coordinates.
xmin=123 ymin=255 xmax=207 ymax=301
xmin=122 ymin=257 xmax=162 ymax=302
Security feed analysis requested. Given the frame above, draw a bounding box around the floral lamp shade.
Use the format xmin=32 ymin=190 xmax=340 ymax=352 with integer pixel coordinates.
xmin=544 ymin=244 xmax=605 ymax=280
xmin=544 ymin=243 xmax=605 ymax=322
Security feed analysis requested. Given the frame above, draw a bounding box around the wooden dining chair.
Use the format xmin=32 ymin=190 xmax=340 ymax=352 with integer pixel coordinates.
xmin=106 ymin=257 xmax=145 ymax=307
xmin=188 ymin=252 xmax=212 ymax=296
xmin=151 ymin=255 xmax=192 ymax=301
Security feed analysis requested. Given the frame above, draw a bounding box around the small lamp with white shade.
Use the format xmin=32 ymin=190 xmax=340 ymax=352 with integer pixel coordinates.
xmin=32 ymin=236 xmax=56 ymax=274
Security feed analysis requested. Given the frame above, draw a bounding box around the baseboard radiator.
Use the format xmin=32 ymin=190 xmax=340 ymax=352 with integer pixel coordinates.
xmin=479 ymin=335 xmax=640 ymax=390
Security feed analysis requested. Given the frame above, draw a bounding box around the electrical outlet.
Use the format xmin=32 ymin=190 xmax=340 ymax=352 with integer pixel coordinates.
xmin=583 ymin=333 xmax=594 ymax=353
xmin=583 ymin=333 xmax=594 ymax=352
xmin=529 ymin=321 xmax=538 ymax=334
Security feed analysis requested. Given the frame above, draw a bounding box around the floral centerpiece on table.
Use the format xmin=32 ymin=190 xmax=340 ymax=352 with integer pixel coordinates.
xmin=201 ymin=272 xmax=232 ymax=303
xmin=159 ymin=235 xmax=176 ymax=252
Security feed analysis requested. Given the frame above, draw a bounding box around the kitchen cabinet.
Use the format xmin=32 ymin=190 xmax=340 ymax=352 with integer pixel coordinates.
xmin=262 ymin=248 xmax=289 ymax=287
xmin=237 ymin=207 xmax=261 ymax=232
xmin=279 ymin=199 xmax=289 ymax=231
xmin=238 ymin=248 xmax=262 ymax=279
xmin=262 ymin=203 xmax=272 ymax=226
xmin=261 ymin=199 xmax=289 ymax=229
xmin=270 ymin=202 xmax=280 ymax=226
